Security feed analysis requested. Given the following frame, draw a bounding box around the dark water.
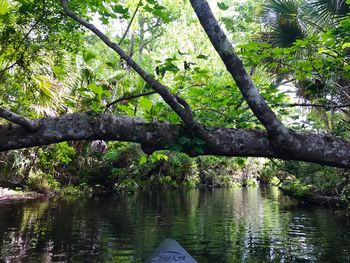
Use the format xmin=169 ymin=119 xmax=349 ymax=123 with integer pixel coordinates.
xmin=0 ymin=187 xmax=349 ymax=263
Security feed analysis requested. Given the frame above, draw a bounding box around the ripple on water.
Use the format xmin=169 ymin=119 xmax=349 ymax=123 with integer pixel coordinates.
xmin=0 ymin=187 xmax=349 ymax=263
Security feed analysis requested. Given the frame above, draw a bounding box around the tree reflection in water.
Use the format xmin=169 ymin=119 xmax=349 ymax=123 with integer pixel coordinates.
xmin=0 ymin=187 xmax=349 ymax=263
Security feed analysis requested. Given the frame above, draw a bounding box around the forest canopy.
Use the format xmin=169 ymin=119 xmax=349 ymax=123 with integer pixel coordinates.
xmin=1 ymin=0 xmax=350 ymax=169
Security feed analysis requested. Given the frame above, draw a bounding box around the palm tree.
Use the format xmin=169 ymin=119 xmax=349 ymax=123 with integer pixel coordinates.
xmin=260 ymin=0 xmax=350 ymax=133
xmin=307 ymin=0 xmax=349 ymax=26
xmin=261 ymin=0 xmax=349 ymax=47
xmin=261 ymin=0 xmax=306 ymax=47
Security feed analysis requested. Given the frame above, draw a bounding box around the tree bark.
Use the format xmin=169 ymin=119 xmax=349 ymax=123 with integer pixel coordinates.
xmin=1 ymin=113 xmax=350 ymax=168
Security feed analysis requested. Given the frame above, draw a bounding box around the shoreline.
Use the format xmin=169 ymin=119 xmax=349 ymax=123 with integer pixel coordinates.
xmin=1 ymin=185 xmax=348 ymax=209
xmin=0 ymin=187 xmax=43 ymax=202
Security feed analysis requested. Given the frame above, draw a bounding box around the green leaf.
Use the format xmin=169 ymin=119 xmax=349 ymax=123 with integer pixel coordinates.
xmin=178 ymin=50 xmax=189 ymax=55
xmin=105 ymin=61 xmax=117 ymax=69
xmin=217 ymin=2 xmax=229 ymax=10
xmin=112 ymin=4 xmax=130 ymax=19
xmin=179 ymin=136 xmax=191 ymax=145
xmin=194 ymin=146 xmax=204 ymax=154
xmin=152 ymin=153 xmax=168 ymax=162
xmin=90 ymin=101 xmax=103 ymax=113
xmin=118 ymin=105 xmax=135 ymax=116
xmin=0 ymin=0 xmax=11 ymax=15
xmin=83 ymin=50 xmax=96 ymax=62
xmin=221 ymin=17 xmax=234 ymax=31
xmin=193 ymin=137 xmax=206 ymax=145
xmin=139 ymin=155 xmax=147 ymax=164
xmin=196 ymin=54 xmax=208 ymax=60
xmin=169 ymin=145 xmax=183 ymax=152
xmin=140 ymin=97 xmax=153 ymax=112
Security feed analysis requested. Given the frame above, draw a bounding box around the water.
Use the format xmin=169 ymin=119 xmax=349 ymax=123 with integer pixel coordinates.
xmin=0 ymin=187 xmax=349 ymax=262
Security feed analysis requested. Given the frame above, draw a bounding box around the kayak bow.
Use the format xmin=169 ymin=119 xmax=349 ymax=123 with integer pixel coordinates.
xmin=146 ymin=239 xmax=198 ymax=263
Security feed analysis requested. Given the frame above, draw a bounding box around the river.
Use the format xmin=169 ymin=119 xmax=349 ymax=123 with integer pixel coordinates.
xmin=0 ymin=187 xmax=349 ymax=262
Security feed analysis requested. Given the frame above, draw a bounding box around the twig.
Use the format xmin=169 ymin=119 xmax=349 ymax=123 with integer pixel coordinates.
xmin=118 ymin=0 xmax=142 ymax=46
xmin=0 ymin=61 xmax=18 ymax=74
xmin=105 ymin=91 xmax=157 ymax=108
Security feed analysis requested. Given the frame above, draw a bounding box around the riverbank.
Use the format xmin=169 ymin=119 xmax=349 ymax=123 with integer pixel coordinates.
xmin=278 ymin=185 xmax=350 ymax=208
xmin=0 ymin=187 xmax=43 ymax=202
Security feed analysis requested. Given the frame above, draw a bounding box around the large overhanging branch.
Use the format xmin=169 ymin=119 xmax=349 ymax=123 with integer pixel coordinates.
xmin=0 ymin=113 xmax=350 ymax=168
xmin=189 ymin=0 xmax=294 ymax=145
xmin=60 ymin=0 xmax=213 ymax=145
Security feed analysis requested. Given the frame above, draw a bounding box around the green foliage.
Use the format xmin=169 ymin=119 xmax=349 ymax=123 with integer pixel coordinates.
xmin=263 ymin=160 xmax=350 ymax=202
xmin=28 ymin=171 xmax=60 ymax=193
xmin=167 ymin=135 xmax=207 ymax=155
xmin=217 ymin=2 xmax=229 ymax=11
xmin=0 ymin=0 xmax=349 ymax=200
xmin=281 ymin=179 xmax=313 ymax=199
xmin=38 ymin=143 xmax=76 ymax=170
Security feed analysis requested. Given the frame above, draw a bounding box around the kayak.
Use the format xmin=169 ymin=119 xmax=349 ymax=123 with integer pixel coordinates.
xmin=146 ymin=239 xmax=198 ymax=263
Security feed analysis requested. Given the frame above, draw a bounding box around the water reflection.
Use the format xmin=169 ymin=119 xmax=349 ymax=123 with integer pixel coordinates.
xmin=0 ymin=187 xmax=349 ymax=262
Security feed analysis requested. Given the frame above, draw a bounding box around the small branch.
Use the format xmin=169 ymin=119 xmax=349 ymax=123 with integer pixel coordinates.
xmin=175 ymin=95 xmax=191 ymax=111
xmin=144 ymin=18 xmax=161 ymax=32
xmin=138 ymin=17 xmax=145 ymax=58
xmin=105 ymin=91 xmax=157 ymax=108
xmin=275 ymin=103 xmax=350 ymax=109
xmin=143 ymin=31 xmax=164 ymax=47
xmin=0 ymin=108 xmax=39 ymax=131
xmin=129 ymin=31 xmax=135 ymax=58
xmin=0 ymin=61 xmax=18 ymax=74
xmin=118 ymin=0 xmax=142 ymax=46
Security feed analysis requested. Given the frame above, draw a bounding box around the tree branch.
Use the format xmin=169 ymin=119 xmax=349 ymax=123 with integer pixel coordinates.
xmin=118 ymin=0 xmax=142 ymax=46
xmin=0 ymin=108 xmax=39 ymax=131
xmin=190 ymin=0 xmax=294 ymax=145
xmin=0 ymin=113 xmax=350 ymax=168
xmin=175 ymin=95 xmax=191 ymax=111
xmin=60 ymin=0 xmax=214 ymax=145
xmin=0 ymin=61 xmax=18 ymax=74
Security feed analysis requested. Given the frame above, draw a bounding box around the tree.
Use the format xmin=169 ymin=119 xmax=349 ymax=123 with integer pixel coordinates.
xmin=0 ymin=0 xmax=350 ymax=169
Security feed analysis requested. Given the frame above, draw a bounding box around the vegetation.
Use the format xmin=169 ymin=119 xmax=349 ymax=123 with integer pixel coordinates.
xmin=0 ymin=0 xmax=349 ymax=204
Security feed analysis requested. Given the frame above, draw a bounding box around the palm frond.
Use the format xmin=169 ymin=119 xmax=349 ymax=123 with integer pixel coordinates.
xmin=262 ymin=0 xmax=306 ymax=47
xmin=0 ymin=0 xmax=11 ymax=15
xmin=306 ymin=0 xmax=349 ymax=26
xmin=270 ymin=21 xmax=307 ymax=47
xmin=262 ymin=0 xmax=300 ymax=22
